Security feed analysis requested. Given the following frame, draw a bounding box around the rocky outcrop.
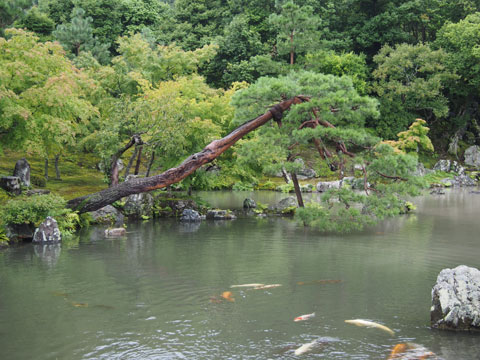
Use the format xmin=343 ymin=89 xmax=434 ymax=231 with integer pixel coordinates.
xmin=269 ymin=196 xmax=297 ymax=212
xmin=294 ymin=158 xmax=317 ymax=180
xmin=0 ymin=176 xmax=22 ymax=195
xmin=439 ymin=174 xmax=477 ymax=187
xmin=89 ymin=205 xmax=124 ymax=226
xmin=433 ymin=160 xmax=465 ymax=175
xmin=5 ymin=223 xmax=35 ymax=241
xmin=13 ymin=158 xmax=30 ymax=187
xmin=206 ymin=210 xmax=237 ymax=220
xmin=431 ymin=265 xmax=480 ymax=331
xmin=123 ymin=193 xmax=154 ymax=219
xmin=464 ymin=145 xmax=480 ymax=168
xmin=155 ymin=196 xmax=199 ymax=217
xmin=180 ymin=209 xmax=203 ymax=222
xmin=32 ymin=217 xmax=61 ymax=243
xmin=243 ymin=198 xmax=256 ymax=209
xmin=316 ymin=180 xmax=342 ymax=192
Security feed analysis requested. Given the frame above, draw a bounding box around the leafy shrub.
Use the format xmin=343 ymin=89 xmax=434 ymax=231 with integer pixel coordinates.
xmin=232 ymin=182 xmax=254 ymax=191
xmin=1 ymin=194 xmax=80 ymax=235
xmin=31 ymin=175 xmax=46 ymax=188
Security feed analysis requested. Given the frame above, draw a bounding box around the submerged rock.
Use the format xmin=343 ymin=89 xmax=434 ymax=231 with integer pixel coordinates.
xmin=206 ymin=210 xmax=236 ymax=220
xmin=33 ymin=217 xmax=61 ymax=243
xmin=104 ymin=228 xmax=126 ymax=237
xmin=431 ymin=265 xmax=480 ymax=331
xmin=13 ymin=158 xmax=30 ymax=187
xmin=0 ymin=176 xmax=22 ymax=195
xmin=464 ymin=145 xmax=480 ymax=168
xmin=180 ymin=209 xmax=203 ymax=222
xmin=89 ymin=205 xmax=124 ymax=226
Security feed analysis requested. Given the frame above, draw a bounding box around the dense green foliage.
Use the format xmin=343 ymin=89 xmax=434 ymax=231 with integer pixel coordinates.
xmin=1 ymin=0 xmax=480 ymax=233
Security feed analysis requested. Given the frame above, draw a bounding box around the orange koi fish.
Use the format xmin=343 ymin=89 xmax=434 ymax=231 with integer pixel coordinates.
xmin=294 ymin=312 xmax=316 ymax=322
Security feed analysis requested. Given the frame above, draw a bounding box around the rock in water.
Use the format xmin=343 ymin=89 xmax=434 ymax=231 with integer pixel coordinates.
xmin=243 ymin=198 xmax=256 ymax=209
xmin=104 ymin=228 xmax=126 ymax=237
xmin=89 ymin=205 xmax=124 ymax=226
xmin=431 ymin=265 xmax=480 ymax=331
xmin=316 ymin=180 xmax=342 ymax=192
xmin=464 ymin=145 xmax=480 ymax=168
xmin=180 ymin=209 xmax=202 ymax=222
xmin=33 ymin=217 xmax=61 ymax=243
xmin=13 ymin=158 xmax=30 ymax=187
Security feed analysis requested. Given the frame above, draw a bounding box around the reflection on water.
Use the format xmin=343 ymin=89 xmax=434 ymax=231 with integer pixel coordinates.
xmin=0 ymin=189 xmax=479 ymax=359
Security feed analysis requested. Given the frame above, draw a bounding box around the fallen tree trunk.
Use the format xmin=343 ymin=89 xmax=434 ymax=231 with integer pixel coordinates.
xmin=67 ymin=96 xmax=308 ymax=213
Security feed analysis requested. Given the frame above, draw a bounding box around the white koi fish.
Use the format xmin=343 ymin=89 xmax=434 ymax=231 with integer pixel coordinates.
xmin=294 ymin=312 xmax=315 ymax=322
xmin=344 ymin=319 xmax=395 ymax=335
xmin=294 ymin=339 xmax=318 ymax=356
xmin=230 ymin=283 xmax=265 ymax=288
xmin=252 ymin=284 xmax=282 ymax=290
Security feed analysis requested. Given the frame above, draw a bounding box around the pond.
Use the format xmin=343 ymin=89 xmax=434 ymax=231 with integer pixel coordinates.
xmin=0 ymin=189 xmax=479 ymax=359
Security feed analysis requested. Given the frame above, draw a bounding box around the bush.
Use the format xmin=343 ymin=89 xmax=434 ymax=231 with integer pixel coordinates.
xmin=0 ymin=194 xmax=80 ymax=235
xmin=31 ymin=175 xmax=46 ymax=188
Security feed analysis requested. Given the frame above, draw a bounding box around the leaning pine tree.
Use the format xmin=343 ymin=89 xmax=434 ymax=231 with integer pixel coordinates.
xmin=68 ymin=71 xmax=427 ymax=232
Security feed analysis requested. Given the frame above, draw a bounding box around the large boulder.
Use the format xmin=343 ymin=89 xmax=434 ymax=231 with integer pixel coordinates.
xmin=431 ymin=265 xmax=480 ymax=331
xmin=104 ymin=228 xmax=126 ymax=237
xmin=32 ymin=217 xmax=61 ymax=243
xmin=123 ymin=193 xmax=154 ymax=219
xmin=13 ymin=158 xmax=30 ymax=187
xmin=294 ymin=158 xmax=317 ymax=180
xmin=243 ymin=198 xmax=257 ymax=209
xmin=316 ymin=180 xmax=342 ymax=192
xmin=5 ymin=223 xmax=35 ymax=241
xmin=89 ymin=205 xmax=124 ymax=226
xmin=180 ymin=209 xmax=203 ymax=222
xmin=433 ymin=160 xmax=465 ymax=175
xmin=464 ymin=145 xmax=480 ymax=168
xmin=269 ymin=196 xmax=297 ymax=211
xmin=0 ymin=176 xmax=22 ymax=195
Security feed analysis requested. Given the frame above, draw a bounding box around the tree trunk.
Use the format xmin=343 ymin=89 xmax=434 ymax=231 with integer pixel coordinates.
xmin=54 ymin=154 xmax=61 ymax=180
xmin=110 ymin=134 xmax=143 ymax=186
xmin=134 ymin=145 xmax=143 ymax=175
xmin=124 ymin=146 xmax=138 ymax=180
xmin=44 ymin=157 xmax=48 ymax=181
xmin=67 ymin=96 xmax=308 ymax=213
xmin=290 ymin=172 xmax=304 ymax=207
xmin=145 ymin=151 xmax=155 ymax=177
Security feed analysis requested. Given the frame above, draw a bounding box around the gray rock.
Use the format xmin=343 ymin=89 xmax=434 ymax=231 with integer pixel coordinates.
xmin=33 ymin=217 xmax=61 ymax=243
xmin=13 ymin=158 xmax=30 ymax=187
xmin=123 ymin=193 xmax=154 ymax=219
xmin=89 ymin=205 xmax=124 ymax=226
xmin=180 ymin=209 xmax=202 ymax=222
xmin=206 ymin=210 xmax=236 ymax=220
xmin=25 ymin=189 xmax=50 ymax=196
xmin=464 ymin=145 xmax=480 ymax=168
xmin=316 ymin=180 xmax=342 ymax=192
xmin=433 ymin=160 xmax=465 ymax=175
xmin=414 ymin=162 xmax=432 ymax=176
xmin=294 ymin=158 xmax=317 ymax=179
xmin=269 ymin=196 xmax=297 ymax=211
xmin=243 ymin=198 xmax=257 ymax=209
xmin=431 ymin=265 xmax=480 ymax=331
xmin=5 ymin=223 xmax=35 ymax=241
xmin=453 ymin=174 xmax=477 ymax=187
xmin=0 ymin=176 xmax=21 ymax=195
xmin=104 ymin=228 xmax=126 ymax=237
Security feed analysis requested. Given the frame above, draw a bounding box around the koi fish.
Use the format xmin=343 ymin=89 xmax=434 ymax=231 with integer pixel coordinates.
xmin=344 ymin=319 xmax=395 ymax=335
xmin=251 ymin=284 xmax=282 ymax=290
xmin=294 ymin=312 xmax=315 ymax=322
xmin=230 ymin=283 xmax=265 ymax=288
xmin=221 ymin=291 xmax=235 ymax=302
xmin=388 ymin=343 xmax=437 ymax=360
xmin=72 ymin=302 xmax=89 ymax=308
xmin=294 ymin=339 xmax=318 ymax=356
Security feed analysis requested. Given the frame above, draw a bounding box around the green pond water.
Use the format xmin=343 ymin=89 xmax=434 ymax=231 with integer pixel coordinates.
xmin=0 ymin=189 xmax=479 ymax=359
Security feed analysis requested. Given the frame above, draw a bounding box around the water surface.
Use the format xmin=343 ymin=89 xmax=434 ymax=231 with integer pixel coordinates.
xmin=0 ymin=189 xmax=479 ymax=359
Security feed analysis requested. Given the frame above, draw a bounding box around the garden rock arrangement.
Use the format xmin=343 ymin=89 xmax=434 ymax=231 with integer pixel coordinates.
xmin=0 ymin=176 xmax=22 ymax=195
xmin=32 ymin=217 xmax=61 ymax=243
xmin=89 ymin=205 xmax=125 ymax=226
xmin=206 ymin=210 xmax=236 ymax=220
xmin=316 ymin=180 xmax=342 ymax=192
xmin=180 ymin=209 xmax=203 ymax=222
xmin=431 ymin=265 xmax=480 ymax=331
xmin=464 ymin=145 xmax=480 ymax=168
xmin=433 ymin=159 xmax=465 ymax=175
